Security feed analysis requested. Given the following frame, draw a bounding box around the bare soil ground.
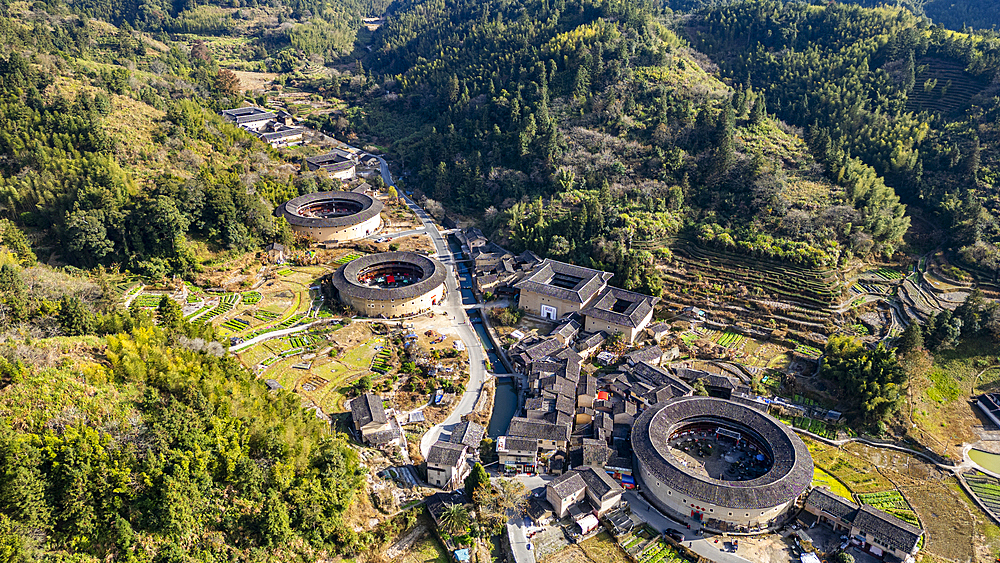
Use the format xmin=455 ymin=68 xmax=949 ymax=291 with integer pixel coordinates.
xmin=232 ymin=69 xmax=276 ymax=91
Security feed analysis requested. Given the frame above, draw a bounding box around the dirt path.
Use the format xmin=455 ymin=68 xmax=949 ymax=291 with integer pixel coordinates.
xmin=384 ymin=521 xmax=430 ymax=560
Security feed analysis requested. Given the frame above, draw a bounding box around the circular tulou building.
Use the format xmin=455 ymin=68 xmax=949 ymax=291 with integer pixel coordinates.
xmin=330 ymin=252 xmax=447 ymax=317
xmin=632 ymin=396 xmax=813 ymax=534
xmin=278 ymin=191 xmax=383 ymax=242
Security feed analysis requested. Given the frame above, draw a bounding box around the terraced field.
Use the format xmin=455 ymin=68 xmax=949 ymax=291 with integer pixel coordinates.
xmin=964 ymin=471 xmax=1000 ymax=516
xmin=907 ymin=58 xmax=989 ymax=115
xmin=665 ymin=239 xmax=841 ymax=311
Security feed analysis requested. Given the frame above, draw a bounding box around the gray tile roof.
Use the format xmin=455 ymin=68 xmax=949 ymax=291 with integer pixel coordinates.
xmin=583 ymin=438 xmax=613 ymax=466
xmin=577 ymin=466 xmax=623 ymax=500
xmin=805 ymin=487 xmax=859 ymax=522
xmin=427 ymin=441 xmax=467 ymax=467
xmin=515 ymin=260 xmax=612 ymax=304
xmin=351 ymin=393 xmax=387 ymax=427
xmin=576 ymin=331 xmax=607 ymax=351
xmin=632 ymin=396 xmax=813 ymax=510
xmin=549 ymin=471 xmax=587 ymax=498
xmin=499 ymin=436 xmax=537 ymax=453
xmin=368 ymin=427 xmax=399 ymax=445
xmin=449 ymin=421 xmax=485 ymax=448
xmin=625 ymin=345 xmax=663 ymax=365
xmin=853 ymin=506 xmax=923 ymax=554
xmin=555 ymin=394 xmax=576 ymax=416
xmin=523 ymin=338 xmax=563 ymax=362
xmin=552 ymin=317 xmax=581 ymax=340
xmin=581 ymin=286 xmax=660 ymax=329
xmin=508 ymin=417 xmax=571 ymax=443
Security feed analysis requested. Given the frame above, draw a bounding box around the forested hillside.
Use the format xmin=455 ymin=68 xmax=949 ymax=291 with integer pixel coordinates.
xmin=689 ymin=0 xmax=1000 ymax=275
xmin=348 ymin=0 xmax=910 ymax=293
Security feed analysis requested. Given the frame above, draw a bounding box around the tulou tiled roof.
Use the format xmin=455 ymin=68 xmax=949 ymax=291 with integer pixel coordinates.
xmin=805 ymin=487 xmax=859 ymax=522
xmin=278 ymin=190 xmax=382 ymax=229
xmin=515 ymin=260 xmax=612 ymax=304
xmin=507 ymin=417 xmax=571 ymax=443
xmin=330 ymin=252 xmax=447 ymax=302
xmin=581 ymin=286 xmax=660 ymax=329
xmin=632 ymin=396 xmax=813 ymax=510
xmin=624 ymin=345 xmax=663 ymax=365
xmin=548 ymin=466 xmax=621 ymax=501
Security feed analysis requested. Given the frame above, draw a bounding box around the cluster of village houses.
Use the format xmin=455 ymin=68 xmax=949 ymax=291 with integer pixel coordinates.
xmin=221 ymin=106 xmax=380 ymax=181
xmin=342 ymin=227 xmax=924 ymax=562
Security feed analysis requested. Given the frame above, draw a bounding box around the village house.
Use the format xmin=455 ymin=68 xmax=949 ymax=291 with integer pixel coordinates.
xmin=545 ymin=466 xmax=624 ymax=518
xmin=426 ymin=441 xmax=472 ymax=490
xmin=803 ymin=488 xmax=924 ymax=560
xmin=350 ymin=393 xmax=396 ymax=447
xmin=515 ymin=260 xmax=613 ymax=320
xmin=581 ymin=286 xmax=660 ymax=343
xmin=497 ymin=436 xmax=538 ymax=474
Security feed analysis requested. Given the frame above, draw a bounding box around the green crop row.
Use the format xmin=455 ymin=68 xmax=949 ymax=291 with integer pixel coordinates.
xmin=335 ymin=252 xmax=363 ymax=265
xmin=135 ymin=294 xmax=165 ymax=308
xmin=242 ymin=291 xmax=262 ymax=305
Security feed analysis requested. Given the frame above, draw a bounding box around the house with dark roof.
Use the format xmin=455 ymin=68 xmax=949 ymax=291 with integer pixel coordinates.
xmin=256 ymin=122 xmax=305 ymax=147
xmin=516 ymin=260 xmax=613 ymax=321
xmin=575 ymin=331 xmax=608 ymax=359
xmin=448 ymin=421 xmax=485 ymax=449
xmin=507 ymin=417 xmax=570 ymax=451
xmin=803 ymin=488 xmax=924 ymax=559
xmin=426 ymin=441 xmax=471 ymax=490
xmin=220 ymin=106 xmax=277 ymax=131
xmin=581 ymin=286 xmax=660 ymax=343
xmin=497 ymin=436 xmax=538 ymax=474
xmin=545 ymin=466 xmax=623 ymax=518
xmin=624 ymin=345 xmax=664 ymax=367
xmin=351 ymin=393 xmax=391 ymax=445
xmin=305 ymin=149 xmax=359 ymax=180
xmin=582 ymin=438 xmax=613 ymax=467
xmin=645 ymin=322 xmax=673 ymax=342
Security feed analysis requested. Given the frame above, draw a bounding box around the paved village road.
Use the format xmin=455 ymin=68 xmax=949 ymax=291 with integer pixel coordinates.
xmin=371 ymin=156 xmax=489 ymax=459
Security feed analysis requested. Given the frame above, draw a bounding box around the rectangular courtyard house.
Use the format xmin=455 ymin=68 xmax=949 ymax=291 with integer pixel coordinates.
xmin=426 ymin=441 xmax=471 ymax=490
xmin=515 ymin=260 xmax=613 ymax=320
xmin=581 ymin=286 xmax=660 ymax=343
xmin=220 ymin=106 xmax=276 ymax=132
xmin=497 ymin=436 xmax=539 ymax=474
xmin=257 ymin=123 xmax=306 ymax=148
xmin=305 ymin=149 xmax=359 ymax=180
xmin=803 ymin=487 xmax=924 ymax=560
xmin=350 ymin=393 xmax=390 ymax=445
xmin=545 ymin=466 xmax=624 ymax=518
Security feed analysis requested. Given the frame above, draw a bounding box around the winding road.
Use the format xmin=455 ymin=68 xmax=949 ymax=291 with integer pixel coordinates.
xmin=371 ymin=156 xmax=489 ymax=459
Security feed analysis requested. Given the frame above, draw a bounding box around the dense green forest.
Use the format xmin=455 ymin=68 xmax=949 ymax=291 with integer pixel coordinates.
xmin=343 ymin=0 xmax=912 ymax=294
xmin=0 ymin=319 xmax=372 ymax=561
xmin=689 ymin=0 xmax=1000 ymax=275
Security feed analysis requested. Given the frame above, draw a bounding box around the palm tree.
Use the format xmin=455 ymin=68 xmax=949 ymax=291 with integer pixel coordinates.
xmin=439 ymin=503 xmax=470 ymax=536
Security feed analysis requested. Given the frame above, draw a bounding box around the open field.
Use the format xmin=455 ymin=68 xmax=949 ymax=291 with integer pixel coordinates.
xmin=909 ymin=337 xmax=1000 ymax=458
xmin=547 ymin=531 xmax=638 ymax=563
xmin=812 ymin=467 xmax=853 ymax=499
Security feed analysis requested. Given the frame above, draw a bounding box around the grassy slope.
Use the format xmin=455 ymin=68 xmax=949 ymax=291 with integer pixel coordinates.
xmin=908 ymin=337 xmax=999 ymax=457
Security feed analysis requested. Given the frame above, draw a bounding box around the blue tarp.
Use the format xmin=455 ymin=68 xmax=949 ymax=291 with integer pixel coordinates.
xmin=454 ymin=549 xmax=470 ymax=562
xmin=622 ymin=475 xmax=635 ymax=484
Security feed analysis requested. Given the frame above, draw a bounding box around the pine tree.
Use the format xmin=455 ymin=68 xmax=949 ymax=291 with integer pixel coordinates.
xmin=465 ymin=463 xmax=489 ymax=498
